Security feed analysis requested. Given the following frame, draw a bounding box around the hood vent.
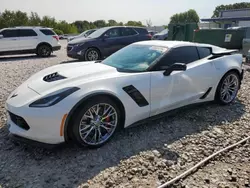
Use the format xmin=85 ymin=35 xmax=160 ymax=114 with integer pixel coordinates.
xmin=43 ymin=72 xmax=67 ymax=82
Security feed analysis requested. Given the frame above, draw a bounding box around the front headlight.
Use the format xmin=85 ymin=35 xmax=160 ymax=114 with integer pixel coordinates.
xmin=29 ymin=87 xmax=79 ymax=108
xmin=74 ymin=43 xmax=85 ymax=47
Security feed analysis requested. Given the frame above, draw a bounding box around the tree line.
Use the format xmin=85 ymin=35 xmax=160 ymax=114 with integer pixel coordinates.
xmin=0 ymin=10 xmax=145 ymax=34
xmin=1 ymin=2 xmax=249 ymax=35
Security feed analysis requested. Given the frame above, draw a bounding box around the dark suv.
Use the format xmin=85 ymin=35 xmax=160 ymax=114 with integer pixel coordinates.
xmin=67 ymin=26 xmax=152 ymax=60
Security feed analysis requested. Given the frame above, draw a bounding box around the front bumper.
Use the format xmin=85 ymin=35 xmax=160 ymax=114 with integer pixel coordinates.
xmin=6 ymin=89 xmax=66 ymax=145
xmin=67 ymin=45 xmax=86 ymax=59
xmin=9 ymin=133 xmax=63 ymax=149
xmin=67 ymin=52 xmax=84 ymax=59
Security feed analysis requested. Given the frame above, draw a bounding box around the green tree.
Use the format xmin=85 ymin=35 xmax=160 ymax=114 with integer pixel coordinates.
xmin=0 ymin=10 xmax=17 ymax=28
xmin=54 ymin=29 xmax=64 ymax=35
xmin=40 ymin=16 xmax=57 ymax=28
xmin=118 ymin=22 xmax=123 ymax=26
xmin=107 ymin=19 xmax=118 ymax=26
xmin=14 ymin=10 xmax=29 ymax=26
xmin=170 ymin=9 xmax=200 ymax=23
xmin=126 ymin=21 xmax=144 ymax=26
xmin=56 ymin=20 xmax=77 ymax=34
xmin=212 ymin=2 xmax=250 ymax=17
xmin=93 ymin=20 xmax=106 ymax=28
xmin=29 ymin=12 xmax=41 ymax=26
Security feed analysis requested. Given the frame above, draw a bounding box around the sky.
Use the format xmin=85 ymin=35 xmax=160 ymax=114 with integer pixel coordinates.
xmin=0 ymin=0 xmax=246 ymax=25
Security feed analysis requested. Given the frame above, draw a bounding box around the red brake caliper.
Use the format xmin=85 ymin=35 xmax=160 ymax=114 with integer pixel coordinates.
xmin=105 ymin=117 xmax=111 ymax=128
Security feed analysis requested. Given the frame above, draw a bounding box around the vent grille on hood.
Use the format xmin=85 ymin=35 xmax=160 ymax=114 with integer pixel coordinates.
xmin=43 ymin=72 xmax=67 ymax=82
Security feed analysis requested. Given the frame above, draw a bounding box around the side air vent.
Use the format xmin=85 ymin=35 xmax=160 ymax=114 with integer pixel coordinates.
xmin=200 ymin=87 xmax=212 ymax=99
xmin=43 ymin=72 xmax=66 ymax=82
xmin=123 ymin=85 xmax=149 ymax=107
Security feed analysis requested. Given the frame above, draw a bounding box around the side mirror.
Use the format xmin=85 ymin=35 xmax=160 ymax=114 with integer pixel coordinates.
xmin=0 ymin=35 xmax=3 ymax=39
xmin=163 ymin=63 xmax=187 ymax=76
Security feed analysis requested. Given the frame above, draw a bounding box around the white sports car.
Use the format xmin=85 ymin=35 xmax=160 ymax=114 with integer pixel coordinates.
xmin=6 ymin=41 xmax=244 ymax=147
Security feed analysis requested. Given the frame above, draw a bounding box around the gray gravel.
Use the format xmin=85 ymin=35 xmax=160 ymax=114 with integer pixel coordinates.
xmin=0 ymin=41 xmax=250 ymax=188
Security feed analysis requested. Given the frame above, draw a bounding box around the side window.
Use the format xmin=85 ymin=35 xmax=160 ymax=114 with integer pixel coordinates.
xmin=2 ymin=30 xmax=18 ymax=38
xmin=134 ymin=28 xmax=148 ymax=34
xmin=19 ymin=29 xmax=37 ymax=37
xmin=40 ymin=29 xmax=56 ymax=35
xmin=121 ymin=28 xmax=137 ymax=36
xmin=105 ymin=28 xmax=121 ymax=38
xmin=156 ymin=46 xmax=199 ymax=69
xmin=197 ymin=47 xmax=212 ymax=59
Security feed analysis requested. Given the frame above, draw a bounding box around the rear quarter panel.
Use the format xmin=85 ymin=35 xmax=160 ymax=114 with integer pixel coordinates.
xmin=212 ymin=53 xmax=243 ymax=88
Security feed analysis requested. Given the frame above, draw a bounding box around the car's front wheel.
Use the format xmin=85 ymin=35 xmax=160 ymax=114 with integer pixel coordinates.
xmin=84 ymin=48 xmax=100 ymax=61
xmin=215 ymin=71 xmax=240 ymax=105
xmin=72 ymin=96 xmax=121 ymax=148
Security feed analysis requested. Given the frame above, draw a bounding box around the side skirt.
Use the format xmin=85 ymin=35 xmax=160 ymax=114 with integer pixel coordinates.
xmin=126 ymin=101 xmax=214 ymax=128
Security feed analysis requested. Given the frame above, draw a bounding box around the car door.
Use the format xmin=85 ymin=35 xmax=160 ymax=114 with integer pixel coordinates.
xmin=102 ymin=28 xmax=124 ymax=56
xmin=18 ymin=29 xmax=39 ymax=51
xmin=150 ymin=46 xmax=217 ymax=116
xmin=119 ymin=27 xmax=138 ymax=47
xmin=0 ymin=29 xmax=19 ymax=52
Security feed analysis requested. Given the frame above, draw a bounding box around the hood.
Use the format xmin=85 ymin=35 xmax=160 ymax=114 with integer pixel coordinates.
xmin=68 ymin=37 xmax=96 ymax=44
xmin=154 ymin=33 xmax=168 ymax=37
xmin=26 ymin=62 xmax=119 ymax=95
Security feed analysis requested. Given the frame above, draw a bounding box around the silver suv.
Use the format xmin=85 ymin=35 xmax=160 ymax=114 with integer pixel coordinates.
xmin=0 ymin=27 xmax=61 ymax=57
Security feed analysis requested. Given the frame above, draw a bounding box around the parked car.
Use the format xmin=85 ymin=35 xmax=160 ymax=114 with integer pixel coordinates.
xmin=152 ymin=28 xmax=168 ymax=40
xmin=148 ymin=30 xmax=158 ymax=36
xmin=59 ymin=34 xmax=70 ymax=40
xmin=67 ymin=29 xmax=97 ymax=42
xmin=6 ymin=41 xmax=243 ymax=147
xmin=0 ymin=27 xmax=61 ymax=57
xmin=67 ymin=26 xmax=152 ymax=60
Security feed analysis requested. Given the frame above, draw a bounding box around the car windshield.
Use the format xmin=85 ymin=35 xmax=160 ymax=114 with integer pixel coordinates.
xmin=102 ymin=44 xmax=168 ymax=72
xmin=79 ymin=30 xmax=89 ymax=37
xmin=159 ymin=29 xmax=168 ymax=34
xmin=87 ymin=27 xmax=109 ymax=38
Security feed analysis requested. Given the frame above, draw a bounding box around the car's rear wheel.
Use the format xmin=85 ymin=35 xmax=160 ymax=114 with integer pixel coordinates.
xmin=84 ymin=48 xmax=100 ymax=61
xmin=37 ymin=45 xmax=52 ymax=57
xmin=215 ymin=71 xmax=240 ymax=105
xmin=72 ymin=96 xmax=121 ymax=148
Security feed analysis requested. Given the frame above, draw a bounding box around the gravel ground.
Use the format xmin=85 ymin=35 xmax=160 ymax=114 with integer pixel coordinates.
xmin=0 ymin=41 xmax=250 ymax=188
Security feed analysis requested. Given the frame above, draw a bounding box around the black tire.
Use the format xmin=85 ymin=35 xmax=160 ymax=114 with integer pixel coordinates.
xmin=84 ymin=48 xmax=100 ymax=61
xmin=71 ymin=96 xmax=122 ymax=148
xmin=37 ymin=45 xmax=52 ymax=57
xmin=215 ymin=71 xmax=240 ymax=105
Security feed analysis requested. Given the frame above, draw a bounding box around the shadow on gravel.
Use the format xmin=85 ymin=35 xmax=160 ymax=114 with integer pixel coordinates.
xmin=0 ymin=55 xmax=57 ymax=62
xmin=0 ymin=99 xmax=246 ymax=187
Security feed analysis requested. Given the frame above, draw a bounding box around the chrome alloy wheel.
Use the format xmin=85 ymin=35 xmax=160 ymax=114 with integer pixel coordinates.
xmin=220 ymin=74 xmax=239 ymax=103
xmin=87 ymin=50 xmax=99 ymax=61
xmin=79 ymin=103 xmax=118 ymax=146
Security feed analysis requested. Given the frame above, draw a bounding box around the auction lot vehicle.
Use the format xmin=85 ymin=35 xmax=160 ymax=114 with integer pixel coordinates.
xmin=152 ymin=28 xmax=168 ymax=40
xmin=67 ymin=29 xmax=97 ymax=42
xmin=67 ymin=26 xmax=152 ymax=60
xmin=6 ymin=41 xmax=243 ymax=148
xmin=0 ymin=27 xmax=61 ymax=57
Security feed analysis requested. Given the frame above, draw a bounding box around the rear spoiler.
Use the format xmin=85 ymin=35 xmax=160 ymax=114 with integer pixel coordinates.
xmin=209 ymin=49 xmax=240 ymax=60
xmin=212 ymin=49 xmax=239 ymax=55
